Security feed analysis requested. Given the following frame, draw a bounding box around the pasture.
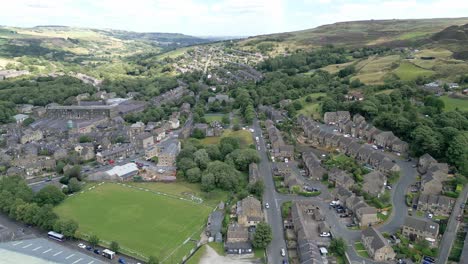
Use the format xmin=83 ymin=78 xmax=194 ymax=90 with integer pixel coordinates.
xmin=54 ymin=183 xmax=213 ymax=262
xmin=440 ymin=96 xmax=468 ymax=111
xmin=393 ymin=61 xmax=434 ymax=81
xmin=200 ymin=129 xmax=253 ymax=147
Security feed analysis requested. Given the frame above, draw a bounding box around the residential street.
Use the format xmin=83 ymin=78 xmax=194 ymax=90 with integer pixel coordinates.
xmin=436 ymin=185 xmax=468 ymax=264
xmin=252 ymin=117 xmax=422 ymax=264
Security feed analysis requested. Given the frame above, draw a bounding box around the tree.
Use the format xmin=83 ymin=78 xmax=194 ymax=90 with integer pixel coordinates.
xmin=252 ymin=222 xmax=272 ymax=248
xmin=53 ymin=219 xmax=79 ymax=238
xmin=225 ymin=149 xmax=260 ymax=171
xmin=177 ymin=157 xmax=197 ymax=173
xmin=205 ymin=161 xmax=242 ymax=191
xmin=206 ymin=145 xmax=222 ymax=161
xmin=411 ymin=125 xmax=442 ymax=157
xmin=65 ymin=165 xmax=82 ymax=180
xmin=110 ymin=241 xmax=120 ymax=253
xmin=186 ymin=167 xmax=202 ymax=183
xmin=151 ymin=156 xmax=159 ymax=164
xmin=329 ymin=237 xmax=346 ymax=256
xmin=248 ymin=180 xmax=264 ymax=199
xmin=194 ymin=149 xmax=210 ymax=170
xmin=34 ymin=185 xmax=66 ymax=206
xmin=89 ymin=234 xmax=100 ymax=248
xmin=68 ymin=178 xmax=82 ymax=193
xmin=222 ymin=114 xmax=230 ymax=125
xmin=34 ymin=204 xmax=58 ymax=230
xmin=192 ymin=128 xmax=206 ymax=139
xmin=446 ymin=133 xmax=468 ymax=175
xmin=201 ymin=173 xmax=216 ymax=192
xmin=148 ymin=256 xmax=159 ymax=264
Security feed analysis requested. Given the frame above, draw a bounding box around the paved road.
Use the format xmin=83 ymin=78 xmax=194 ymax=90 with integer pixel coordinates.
xmin=28 ymin=176 xmax=62 ymax=193
xmin=436 ymin=184 xmax=468 ymax=264
xmin=252 ymin=118 xmax=287 ymax=263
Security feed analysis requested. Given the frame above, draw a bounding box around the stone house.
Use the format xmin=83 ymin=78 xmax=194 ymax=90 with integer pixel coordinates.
xmin=134 ymin=132 xmax=154 ymax=149
xmin=323 ymin=111 xmax=350 ymax=125
xmin=373 ymin=131 xmax=397 ymax=149
xmin=402 ymin=216 xmax=439 ymax=241
xmin=362 ymin=171 xmax=386 ymax=197
xmin=155 ymin=141 xmax=180 ymax=167
xmin=302 ymin=151 xmax=326 ymax=180
xmin=420 ymin=163 xmax=449 ymax=195
xmin=20 ymin=129 xmax=43 ymax=144
xmin=332 ymin=186 xmax=353 ymax=204
xmin=225 ymin=223 xmax=252 ymax=254
xmin=361 ymin=227 xmax=396 ymax=261
xmin=277 ymin=145 xmax=294 ymax=160
xmin=275 ymin=162 xmax=292 ymax=176
xmin=284 ymin=171 xmax=302 ymax=192
xmin=237 ymin=196 xmax=264 ymax=227
xmin=153 ymin=127 xmax=166 ymax=142
xmin=346 ymin=196 xmax=379 ymax=227
xmin=418 ymin=153 xmax=438 ymax=174
xmin=328 ymin=168 xmax=355 ymax=189
xmin=417 ymin=194 xmax=454 ymax=217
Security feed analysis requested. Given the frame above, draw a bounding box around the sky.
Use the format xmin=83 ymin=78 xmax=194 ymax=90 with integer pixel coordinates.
xmin=1 ymin=0 xmax=468 ymax=36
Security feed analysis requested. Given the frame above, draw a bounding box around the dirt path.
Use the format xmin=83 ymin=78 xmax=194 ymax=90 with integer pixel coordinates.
xmin=199 ymin=245 xmax=257 ymax=264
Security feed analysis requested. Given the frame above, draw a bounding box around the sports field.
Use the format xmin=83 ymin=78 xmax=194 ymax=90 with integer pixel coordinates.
xmin=54 ymin=183 xmax=213 ymax=262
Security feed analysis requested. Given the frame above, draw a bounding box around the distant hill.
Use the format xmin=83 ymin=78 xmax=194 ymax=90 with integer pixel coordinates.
xmin=237 ymin=17 xmax=468 ymax=54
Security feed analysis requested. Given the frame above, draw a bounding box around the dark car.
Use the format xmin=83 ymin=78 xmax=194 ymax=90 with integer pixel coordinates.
xmin=93 ymin=249 xmax=100 ymax=254
xmin=346 ymin=223 xmax=356 ymax=227
xmin=282 ymin=260 xmax=288 ymax=264
xmin=118 ymin=258 xmax=126 ymax=264
xmin=336 ymin=209 xmax=345 ymax=213
xmin=423 ymin=256 xmax=435 ymax=263
xmin=339 ymin=214 xmax=349 ymax=218
xmin=86 ymin=246 xmax=92 ymax=251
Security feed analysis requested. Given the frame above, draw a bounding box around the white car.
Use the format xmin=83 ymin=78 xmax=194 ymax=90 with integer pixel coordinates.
xmin=265 ymin=203 xmax=270 ymax=209
xmin=319 ymin=232 xmax=331 ymax=237
xmin=428 ymin=213 xmax=433 ymax=219
xmin=78 ymin=243 xmax=86 ymax=249
xmin=280 ymin=248 xmax=286 ymax=257
xmin=249 ymin=128 xmax=254 ymax=133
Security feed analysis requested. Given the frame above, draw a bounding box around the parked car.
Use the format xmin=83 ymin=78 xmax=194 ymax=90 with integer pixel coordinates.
xmin=78 ymin=243 xmax=86 ymax=249
xmin=339 ymin=214 xmax=349 ymax=218
xmin=280 ymin=248 xmax=286 ymax=257
xmin=336 ymin=209 xmax=345 ymax=214
xmin=319 ymin=232 xmax=331 ymax=237
xmin=346 ymin=223 xmax=356 ymax=227
xmin=423 ymin=256 xmax=436 ymax=263
xmin=93 ymin=249 xmax=100 ymax=254
xmin=118 ymin=258 xmax=126 ymax=264
xmin=86 ymin=246 xmax=92 ymax=251
xmin=265 ymin=203 xmax=270 ymax=209
xmin=386 ymin=185 xmax=392 ymax=190
xmin=427 ymin=213 xmax=433 ymax=219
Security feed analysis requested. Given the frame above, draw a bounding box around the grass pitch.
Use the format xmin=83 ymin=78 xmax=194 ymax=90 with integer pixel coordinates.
xmin=55 ymin=183 xmax=213 ymax=262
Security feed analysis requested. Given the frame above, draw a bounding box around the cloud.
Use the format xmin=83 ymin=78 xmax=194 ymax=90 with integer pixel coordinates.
xmin=0 ymin=0 xmax=467 ymax=36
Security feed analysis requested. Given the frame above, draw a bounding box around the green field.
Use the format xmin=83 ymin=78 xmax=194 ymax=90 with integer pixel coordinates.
xmin=440 ymin=96 xmax=468 ymax=111
xmin=204 ymin=113 xmax=224 ymax=123
xmin=200 ymin=129 xmax=253 ymax=146
xmin=393 ymin=61 xmax=435 ymax=81
xmin=296 ymin=92 xmax=326 ymax=119
xmin=55 ymin=183 xmax=213 ymax=262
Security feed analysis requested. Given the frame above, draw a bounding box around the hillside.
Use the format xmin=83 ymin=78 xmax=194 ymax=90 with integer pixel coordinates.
xmin=0 ymin=26 xmax=212 ymax=79
xmin=237 ymin=17 xmax=468 ymax=54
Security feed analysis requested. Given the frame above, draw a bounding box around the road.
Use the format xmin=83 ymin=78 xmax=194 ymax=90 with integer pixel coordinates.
xmin=252 ymin=118 xmax=287 ymax=263
xmin=27 ymin=177 xmax=62 ymax=193
xmin=436 ymin=185 xmax=468 ymax=264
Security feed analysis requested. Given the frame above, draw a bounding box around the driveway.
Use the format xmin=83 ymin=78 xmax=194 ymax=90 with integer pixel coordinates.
xmin=199 ymin=245 xmax=259 ymax=264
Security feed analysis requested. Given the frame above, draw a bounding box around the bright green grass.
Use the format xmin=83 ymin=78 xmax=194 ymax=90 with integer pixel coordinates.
xmin=440 ymin=96 xmax=468 ymax=111
xmin=204 ymin=114 xmax=224 ymax=123
xmin=127 ymin=181 xmax=228 ymax=207
xmin=55 ymin=183 xmax=212 ymax=262
xmin=393 ymin=62 xmax=435 ymax=81
xmin=354 ymin=242 xmax=370 ymax=258
xmin=296 ymin=92 xmax=326 ymax=119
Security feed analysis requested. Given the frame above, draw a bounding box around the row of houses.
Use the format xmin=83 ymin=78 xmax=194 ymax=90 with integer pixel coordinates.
xmin=298 ymin=115 xmax=400 ymax=175
xmin=265 ymin=120 xmax=294 ymax=160
xmin=258 ymin=105 xmax=285 ymax=124
xmin=325 ymin=112 xmax=409 ymax=155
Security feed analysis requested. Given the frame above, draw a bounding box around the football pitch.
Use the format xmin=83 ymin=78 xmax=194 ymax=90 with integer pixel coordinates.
xmin=54 ymin=183 xmax=213 ymax=262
